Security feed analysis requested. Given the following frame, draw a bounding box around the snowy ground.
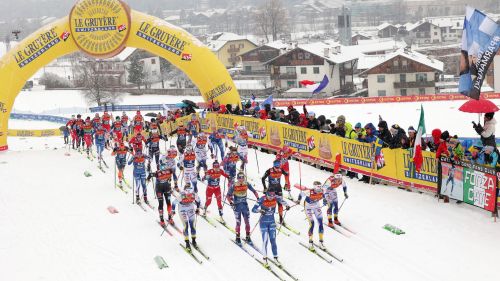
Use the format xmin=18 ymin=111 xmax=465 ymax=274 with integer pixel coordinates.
xmin=8 ymin=119 xmax=62 ymax=129
xmin=1 ymin=135 xmax=499 ymax=281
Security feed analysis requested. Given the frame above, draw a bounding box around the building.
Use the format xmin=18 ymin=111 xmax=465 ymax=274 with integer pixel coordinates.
xmin=239 ymin=41 xmax=289 ymax=77
xmin=206 ymin=32 xmax=258 ymax=68
xmin=377 ymin=23 xmax=399 ymax=38
xmin=425 ymin=16 xmax=463 ymax=42
xmin=351 ymin=32 xmax=371 ymax=45
xmin=407 ymin=21 xmax=442 ymax=44
xmin=121 ymin=48 xmax=162 ymax=87
xmin=265 ymin=40 xmax=357 ymax=95
xmin=360 ymin=49 xmax=444 ymax=97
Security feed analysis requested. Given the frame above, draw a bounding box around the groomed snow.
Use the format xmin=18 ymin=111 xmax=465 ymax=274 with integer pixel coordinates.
xmin=1 ymin=135 xmax=498 ymax=281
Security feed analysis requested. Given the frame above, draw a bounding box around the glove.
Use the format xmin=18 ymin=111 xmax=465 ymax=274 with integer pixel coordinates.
xmin=259 ymin=209 xmax=266 ymax=215
xmin=294 ymin=200 xmax=300 ymax=205
xmin=195 ymin=208 xmax=200 ymax=215
xmin=230 ymin=202 xmax=235 ymax=209
xmin=225 ymin=142 xmax=228 ymax=148
xmin=344 ymin=193 xmax=349 ymax=199
xmin=175 ymin=187 xmax=180 ymax=193
xmin=474 ymin=124 xmax=484 ymax=135
xmin=285 ymin=205 xmax=291 ymax=211
xmin=179 ymin=166 xmax=184 ymax=171
xmin=322 ymin=198 xmax=327 ymax=206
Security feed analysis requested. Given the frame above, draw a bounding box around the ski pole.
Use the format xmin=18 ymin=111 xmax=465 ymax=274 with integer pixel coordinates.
xmin=250 ymin=214 xmax=263 ymax=236
xmin=338 ymin=197 xmax=348 ymax=212
xmin=114 ymin=159 xmax=116 ymax=190
xmin=132 ymin=174 xmax=135 ymax=204
xmin=254 ymin=147 xmax=260 ymax=174
xmin=277 ymin=209 xmax=290 ymax=236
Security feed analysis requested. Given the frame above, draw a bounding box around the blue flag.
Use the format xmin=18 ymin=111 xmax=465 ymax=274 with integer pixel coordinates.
xmin=458 ymin=6 xmax=500 ymax=100
xmin=262 ymin=94 xmax=273 ymax=106
xmin=313 ymin=75 xmax=329 ymax=95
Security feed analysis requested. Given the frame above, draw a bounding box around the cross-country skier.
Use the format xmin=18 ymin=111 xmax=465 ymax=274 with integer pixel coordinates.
xmin=187 ymin=114 xmax=200 ymax=145
xmin=132 ymin=110 xmax=144 ymax=135
xmin=169 ymin=123 xmax=189 ymax=154
xmin=173 ymin=182 xmax=201 ymax=250
xmin=209 ymin=127 xmax=226 ymax=161
xmin=261 ymin=160 xmax=289 ymax=224
xmin=276 ymin=145 xmax=294 ymax=193
xmin=252 ymin=191 xmax=289 ymax=266
xmin=75 ymin=114 xmax=84 ymax=150
xmin=94 ymin=124 xmax=107 ymax=162
xmin=444 ymin=164 xmax=456 ymax=194
xmin=92 ymin=113 xmax=101 ymax=130
xmin=129 ymin=131 xmax=146 ymax=154
xmin=128 ymin=150 xmax=150 ymax=204
xmin=112 ymin=141 xmax=129 ymax=187
xmin=102 ymin=111 xmax=112 ymax=148
xmin=202 ymin=161 xmax=229 ymax=219
xmin=148 ymin=163 xmax=176 ymax=226
xmin=82 ymin=118 xmax=94 ymax=156
xmin=111 ymin=116 xmax=123 ymax=142
xmin=195 ymin=132 xmax=208 ymax=180
xmin=160 ymin=145 xmax=179 ymax=189
xmin=297 ymin=181 xmax=325 ymax=250
xmin=233 ymin=126 xmax=249 ymax=170
xmin=223 ymin=146 xmax=245 ymax=183
xmin=179 ymin=144 xmax=198 ymax=192
xmin=121 ymin=111 xmax=129 ymax=140
xmin=66 ymin=115 xmax=77 ymax=149
xmin=324 ymin=172 xmax=348 ymax=226
xmin=146 ymin=130 xmax=165 ymax=170
xmin=226 ymin=171 xmax=259 ymax=245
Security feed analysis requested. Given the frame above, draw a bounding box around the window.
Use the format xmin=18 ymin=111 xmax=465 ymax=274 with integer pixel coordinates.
xmin=151 ymin=58 xmax=156 ymax=64
xmin=287 ymin=80 xmax=296 ymax=88
xmin=393 ymin=60 xmax=399 ymax=67
xmin=377 ymin=75 xmax=385 ymax=83
xmin=230 ymin=44 xmax=235 ymax=49
xmin=152 ymin=70 xmax=157 ymax=76
xmin=400 ymin=74 xmax=406 ymax=82
xmin=400 ymin=89 xmax=407 ymax=96
xmin=402 ymin=60 xmax=407 ymax=67
xmin=301 ymin=67 xmax=307 ymax=74
xmin=298 ymin=53 xmax=304 ymax=60
xmin=245 ymin=65 xmax=252 ymax=72
xmin=434 ymin=32 xmax=437 ymax=35
xmin=416 ymin=73 xmax=427 ymax=82
xmin=304 ymin=53 xmax=311 ymax=59
xmin=313 ymin=67 xmax=320 ymax=74
xmin=286 ymin=67 xmax=296 ymax=74
xmin=418 ymin=88 xmax=425 ymax=95
xmin=378 ymin=90 xmax=386 ymax=96
xmin=239 ymin=43 xmax=244 ymax=49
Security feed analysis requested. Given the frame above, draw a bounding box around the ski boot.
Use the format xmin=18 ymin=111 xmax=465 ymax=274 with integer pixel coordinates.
xmin=185 ymin=239 xmax=191 ymax=251
xmin=235 ymin=234 xmax=241 ymax=245
xmin=191 ymin=237 xmax=198 ymax=248
xmin=196 ymin=172 xmax=201 ymax=181
xmin=279 ymin=215 xmax=285 ymax=226
xmin=327 ymin=218 xmax=334 ymax=228
xmin=218 ymin=209 xmax=224 ymax=221
xmin=308 ymin=240 xmax=315 ymax=251
xmin=245 ymin=232 xmax=253 ymax=245
xmin=202 ymin=207 xmax=208 ymax=217
xmin=159 ymin=217 xmax=166 ymax=227
xmin=273 ymin=257 xmax=282 ymax=267
xmin=168 ymin=213 xmax=174 ymax=225
xmin=334 ymin=215 xmax=341 ymax=226
xmin=263 ymin=257 xmax=270 ymax=268
xmin=318 ymin=240 xmax=326 ymax=250
xmin=136 ymin=194 xmax=140 ymax=203
xmin=144 ymin=195 xmax=149 ymax=205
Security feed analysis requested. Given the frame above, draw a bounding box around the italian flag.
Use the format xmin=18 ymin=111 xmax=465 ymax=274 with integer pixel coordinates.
xmin=413 ymin=105 xmax=426 ymax=172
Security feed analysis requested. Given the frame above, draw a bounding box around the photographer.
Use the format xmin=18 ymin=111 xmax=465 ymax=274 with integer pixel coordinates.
xmin=472 ymin=112 xmax=496 ymax=147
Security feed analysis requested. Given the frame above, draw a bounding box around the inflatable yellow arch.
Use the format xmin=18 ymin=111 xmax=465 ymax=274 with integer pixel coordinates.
xmin=0 ymin=0 xmax=241 ymax=151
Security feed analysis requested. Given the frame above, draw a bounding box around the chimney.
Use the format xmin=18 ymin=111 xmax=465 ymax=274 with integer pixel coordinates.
xmin=324 ymin=48 xmax=330 ymax=57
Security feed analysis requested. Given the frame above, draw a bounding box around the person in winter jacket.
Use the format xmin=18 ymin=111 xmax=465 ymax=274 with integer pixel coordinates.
xmin=408 ymin=126 xmax=427 ymax=151
xmin=436 ymin=130 xmax=451 ymax=202
xmin=331 ymin=115 xmax=346 ymax=137
xmin=354 ymin=123 xmax=366 ymax=141
xmin=389 ymin=124 xmax=404 ymax=149
xmin=377 ymin=120 xmax=391 ymax=148
xmin=477 ymin=145 xmax=498 ymax=167
xmin=344 ymin=123 xmax=357 ymax=140
xmin=448 ymin=137 xmax=464 ymax=161
xmin=360 ymin=123 xmax=378 ymax=143
xmin=427 ymin=128 xmax=442 ymax=152
xmin=473 ymin=112 xmax=497 ymax=147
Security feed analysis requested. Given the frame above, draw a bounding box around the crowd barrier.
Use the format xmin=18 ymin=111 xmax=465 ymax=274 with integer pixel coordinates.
xmin=10 ymin=113 xmax=70 ymax=124
xmin=7 ymin=129 xmax=62 ymax=137
xmin=89 ymin=103 xmax=207 ymax=113
xmin=273 ymin=93 xmax=500 ymax=107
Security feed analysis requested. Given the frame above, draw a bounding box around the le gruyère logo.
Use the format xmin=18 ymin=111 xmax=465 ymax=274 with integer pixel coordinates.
xmin=69 ymin=0 xmax=131 ymax=58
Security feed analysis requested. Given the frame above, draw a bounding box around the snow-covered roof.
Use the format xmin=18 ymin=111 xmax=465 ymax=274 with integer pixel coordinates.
xmin=361 ymin=49 xmax=444 ymax=74
xmin=377 ymin=22 xmax=394 ymax=31
xmin=164 ymin=15 xmax=180 ymax=22
xmin=265 ymin=40 xmax=291 ymax=50
xmin=207 ymin=32 xmax=258 ymax=51
xmin=357 ymin=54 xmax=390 ymax=70
xmin=407 ymin=20 xmax=439 ymax=31
xmin=192 ymin=9 xmax=227 ymax=18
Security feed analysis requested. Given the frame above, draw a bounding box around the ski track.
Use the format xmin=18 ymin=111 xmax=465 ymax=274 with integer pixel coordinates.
xmin=1 ymin=136 xmax=499 ymax=281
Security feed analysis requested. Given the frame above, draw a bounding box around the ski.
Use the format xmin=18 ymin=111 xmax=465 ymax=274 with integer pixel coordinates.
xmin=157 ymin=221 xmax=173 ymax=236
xmin=338 ymin=224 xmax=356 ymax=235
xmin=122 ymin=179 xmax=132 ymax=189
xmin=135 ymin=202 xmax=147 ymax=212
xmin=231 ymin=239 xmax=286 ymax=281
xmin=323 ymin=223 xmax=350 ymax=237
xmin=192 ymin=244 xmax=210 ymax=260
xmin=313 ymin=242 xmax=344 ymax=262
xmin=97 ymin=162 xmax=106 ymax=173
xmin=145 ymin=202 xmax=155 ymax=210
xmin=116 ymin=183 xmax=128 ymax=194
xmin=278 ymin=222 xmax=300 ymax=235
xmin=216 ymin=217 xmax=236 ymax=234
xmin=298 ymin=242 xmax=332 ymax=264
xmin=179 ymin=243 xmax=203 ymax=264
xmin=268 ymin=258 xmax=300 ymax=281
xmin=101 ymin=159 xmax=109 ymax=168
xmin=276 ymin=225 xmax=291 ymax=236
xmin=200 ymin=215 xmax=218 ymax=228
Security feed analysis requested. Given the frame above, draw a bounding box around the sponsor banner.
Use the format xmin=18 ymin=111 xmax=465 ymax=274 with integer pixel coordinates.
xmin=440 ymin=158 xmax=497 ymax=212
xmin=273 ymin=93 xmax=500 ymax=107
xmin=398 ymin=150 xmax=438 ymax=191
xmin=8 ymin=129 xmax=62 ymax=137
xmin=10 ymin=113 xmax=70 ymax=124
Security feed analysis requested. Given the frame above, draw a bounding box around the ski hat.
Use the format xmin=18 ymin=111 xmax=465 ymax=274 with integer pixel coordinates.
xmin=213 ymin=161 xmax=220 ymax=168
xmin=308 ymin=111 xmax=315 ymax=118
xmin=378 ymin=120 xmax=388 ymax=129
xmin=355 ymin=122 xmax=362 ymax=129
xmin=440 ymin=130 xmax=450 ymax=141
xmin=273 ymin=160 xmax=281 ymax=168
xmin=408 ymin=126 xmax=416 ymax=133
xmin=265 ymin=191 xmax=276 ymax=199
xmin=237 ymin=171 xmax=245 ymax=180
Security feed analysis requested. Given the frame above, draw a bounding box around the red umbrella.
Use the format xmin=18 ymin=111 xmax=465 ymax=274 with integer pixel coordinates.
xmin=459 ymin=98 xmax=499 ymax=122
xmin=459 ymin=98 xmax=499 ymax=113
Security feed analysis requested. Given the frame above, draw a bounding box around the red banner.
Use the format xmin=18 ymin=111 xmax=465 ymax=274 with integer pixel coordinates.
xmin=273 ymin=93 xmax=500 ymax=107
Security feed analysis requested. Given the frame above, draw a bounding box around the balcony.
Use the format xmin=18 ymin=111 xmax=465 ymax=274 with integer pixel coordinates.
xmin=228 ymin=57 xmax=240 ymax=63
xmin=271 ymin=73 xmax=297 ymax=80
xmin=228 ymin=47 xmax=240 ymax=53
xmin=394 ymin=81 xmax=435 ymax=88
